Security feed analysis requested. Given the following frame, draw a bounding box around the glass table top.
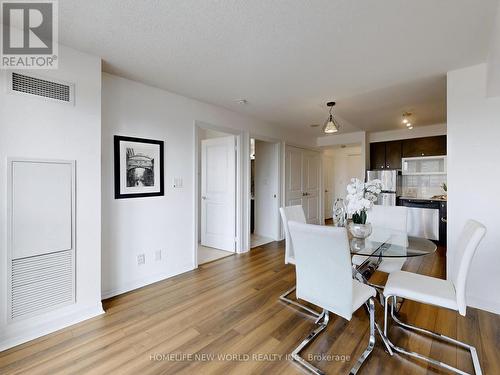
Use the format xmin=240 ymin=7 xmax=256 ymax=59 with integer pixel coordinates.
xmin=349 ymin=226 xmax=437 ymax=258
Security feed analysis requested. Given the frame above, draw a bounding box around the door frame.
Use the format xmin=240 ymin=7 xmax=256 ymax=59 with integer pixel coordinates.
xmin=247 ymin=135 xmax=283 ymax=250
xmin=193 ymin=121 xmax=246 ymax=268
xmin=322 ymin=154 xmax=334 ymax=220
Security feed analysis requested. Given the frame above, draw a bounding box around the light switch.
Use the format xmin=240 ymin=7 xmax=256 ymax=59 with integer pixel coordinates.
xmin=173 ymin=177 xmax=183 ymax=188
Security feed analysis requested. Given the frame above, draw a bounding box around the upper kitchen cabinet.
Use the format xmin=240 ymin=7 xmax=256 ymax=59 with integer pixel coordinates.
xmin=370 ymin=142 xmax=387 ymax=169
xmin=402 ymin=135 xmax=446 ymax=157
xmin=370 ymin=140 xmax=402 ymax=169
xmin=385 ymin=140 xmax=403 ymax=169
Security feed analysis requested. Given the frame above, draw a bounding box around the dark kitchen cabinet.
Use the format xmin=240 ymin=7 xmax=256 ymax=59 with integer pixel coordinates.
xmin=402 ymin=136 xmax=446 ymax=158
xmin=370 ymin=140 xmax=402 ymax=170
xmin=370 ymin=136 xmax=446 ymax=170
xmin=385 ymin=140 xmax=402 ymax=169
xmin=370 ymin=142 xmax=387 ymax=170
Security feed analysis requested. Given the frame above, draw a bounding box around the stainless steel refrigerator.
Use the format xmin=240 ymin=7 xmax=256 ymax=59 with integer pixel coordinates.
xmin=366 ymin=170 xmax=400 ymax=206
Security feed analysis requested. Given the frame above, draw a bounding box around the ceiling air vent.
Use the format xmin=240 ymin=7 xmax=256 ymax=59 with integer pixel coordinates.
xmin=9 ymin=72 xmax=74 ymax=104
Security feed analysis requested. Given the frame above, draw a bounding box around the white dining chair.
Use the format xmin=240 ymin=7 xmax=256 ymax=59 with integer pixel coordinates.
xmin=279 ymin=206 xmax=321 ymax=319
xmin=288 ymin=221 xmax=377 ymax=375
xmin=352 ymin=205 xmax=408 ymax=274
xmin=383 ymin=219 xmax=486 ymax=375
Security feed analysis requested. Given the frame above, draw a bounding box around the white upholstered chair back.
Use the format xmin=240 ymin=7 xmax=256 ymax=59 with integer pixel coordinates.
xmin=288 ymin=221 xmax=354 ymax=320
xmin=368 ymin=205 xmax=408 ymax=232
xmin=448 ymin=219 xmax=486 ymax=315
xmin=279 ymin=205 xmax=306 ymax=265
xmin=367 ymin=205 xmax=408 ymax=247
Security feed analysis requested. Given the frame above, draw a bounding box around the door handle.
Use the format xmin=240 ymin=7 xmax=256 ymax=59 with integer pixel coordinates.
xmin=441 ymin=217 xmax=447 ymax=223
xmin=202 ymin=196 xmax=207 ymax=200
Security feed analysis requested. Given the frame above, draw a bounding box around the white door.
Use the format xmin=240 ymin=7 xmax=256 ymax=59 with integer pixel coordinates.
xmin=285 ymin=146 xmax=321 ymax=224
xmin=303 ymin=152 xmax=320 ymax=224
xmin=254 ymin=141 xmax=280 ymax=240
xmin=201 ymin=136 xmax=236 ymax=251
xmin=285 ymin=146 xmax=303 ymax=207
xmin=323 ymin=156 xmax=334 ymax=219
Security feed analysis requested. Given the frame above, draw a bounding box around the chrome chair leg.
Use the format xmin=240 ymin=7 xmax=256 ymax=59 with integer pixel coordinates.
xmin=368 ymin=282 xmax=386 ymax=306
xmin=279 ymin=285 xmax=321 ymax=319
xmin=291 ymin=309 xmax=329 ymax=375
xmin=291 ymin=299 xmax=376 ymax=375
xmin=363 ymin=301 xmax=393 ymax=355
xmin=375 ymin=321 xmax=393 ymax=356
xmin=384 ymin=295 xmax=482 ymax=375
xmin=352 ymin=265 xmax=386 ymax=306
xmin=349 ymin=298 xmax=376 ymax=374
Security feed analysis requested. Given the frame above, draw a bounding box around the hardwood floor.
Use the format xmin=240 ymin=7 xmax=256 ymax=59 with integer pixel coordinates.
xmin=1 ymin=240 xmax=499 ymax=374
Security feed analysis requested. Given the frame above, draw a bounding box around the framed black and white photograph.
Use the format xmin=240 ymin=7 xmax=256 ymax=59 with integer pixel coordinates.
xmin=114 ymin=135 xmax=164 ymax=199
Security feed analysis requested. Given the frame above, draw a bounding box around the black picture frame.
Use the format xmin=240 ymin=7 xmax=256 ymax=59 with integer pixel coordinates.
xmin=114 ymin=135 xmax=164 ymax=199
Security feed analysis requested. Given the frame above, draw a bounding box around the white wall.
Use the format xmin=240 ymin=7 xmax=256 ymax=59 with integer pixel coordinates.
xmin=487 ymin=0 xmax=500 ymax=97
xmin=317 ymin=131 xmax=367 ymax=176
xmin=0 ymin=46 xmax=103 ymax=350
xmin=254 ymin=140 xmax=279 ymax=240
xmin=367 ymin=123 xmax=447 ymax=143
xmin=317 ymin=131 xmax=366 ymax=148
xmin=101 ymin=73 xmax=314 ymax=298
xmin=447 ymin=63 xmax=500 ymax=314
xmin=323 ymin=146 xmax=363 ymax=201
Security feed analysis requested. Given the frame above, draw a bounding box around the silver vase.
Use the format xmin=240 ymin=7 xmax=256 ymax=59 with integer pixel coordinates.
xmin=348 ymin=222 xmax=373 ymax=239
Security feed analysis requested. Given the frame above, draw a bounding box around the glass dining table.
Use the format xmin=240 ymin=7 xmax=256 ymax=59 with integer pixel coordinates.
xmin=347 ymin=225 xmax=437 ymax=354
xmin=349 ymin=226 xmax=437 ymax=279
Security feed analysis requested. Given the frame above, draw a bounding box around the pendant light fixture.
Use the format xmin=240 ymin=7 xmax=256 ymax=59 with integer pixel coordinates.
xmin=323 ymin=101 xmax=340 ymax=134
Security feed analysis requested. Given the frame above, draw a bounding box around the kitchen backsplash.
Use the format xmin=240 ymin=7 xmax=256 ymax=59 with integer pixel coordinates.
xmin=402 ymin=174 xmax=447 ymax=198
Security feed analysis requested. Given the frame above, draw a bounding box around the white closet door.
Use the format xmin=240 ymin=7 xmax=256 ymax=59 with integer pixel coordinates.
xmin=303 ymin=152 xmax=320 ymax=224
xmin=285 ymin=146 xmax=304 ymax=207
xmin=284 ymin=146 xmax=321 ymax=224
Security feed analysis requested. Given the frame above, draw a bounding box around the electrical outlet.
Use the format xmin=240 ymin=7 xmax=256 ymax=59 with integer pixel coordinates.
xmin=137 ymin=254 xmax=145 ymax=265
xmin=155 ymin=250 xmax=162 ymax=261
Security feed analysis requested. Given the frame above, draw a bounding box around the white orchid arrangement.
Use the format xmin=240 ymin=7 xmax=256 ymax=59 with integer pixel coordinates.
xmin=346 ymin=178 xmax=383 ymax=224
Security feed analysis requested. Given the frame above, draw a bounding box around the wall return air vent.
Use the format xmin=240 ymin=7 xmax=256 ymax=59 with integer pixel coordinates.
xmin=8 ymin=159 xmax=76 ymax=321
xmin=9 ymin=72 xmax=74 ymax=104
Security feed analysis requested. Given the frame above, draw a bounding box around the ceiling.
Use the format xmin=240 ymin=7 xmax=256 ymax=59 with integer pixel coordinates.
xmin=59 ymin=0 xmax=498 ymax=135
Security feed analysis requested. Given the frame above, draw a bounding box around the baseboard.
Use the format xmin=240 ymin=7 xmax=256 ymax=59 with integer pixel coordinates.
xmin=468 ymin=296 xmax=500 ymax=315
xmin=101 ymin=265 xmax=194 ymax=300
xmin=0 ymin=303 xmax=104 ymax=352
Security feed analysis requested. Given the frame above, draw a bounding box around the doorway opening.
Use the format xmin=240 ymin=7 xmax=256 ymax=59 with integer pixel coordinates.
xmin=322 ymin=144 xmax=363 ymax=221
xmin=249 ymin=138 xmax=280 ymax=248
xmin=197 ymin=127 xmax=237 ymax=265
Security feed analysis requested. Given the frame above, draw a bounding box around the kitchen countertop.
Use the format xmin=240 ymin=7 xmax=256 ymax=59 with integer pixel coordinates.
xmin=398 ymin=196 xmax=447 ymax=202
